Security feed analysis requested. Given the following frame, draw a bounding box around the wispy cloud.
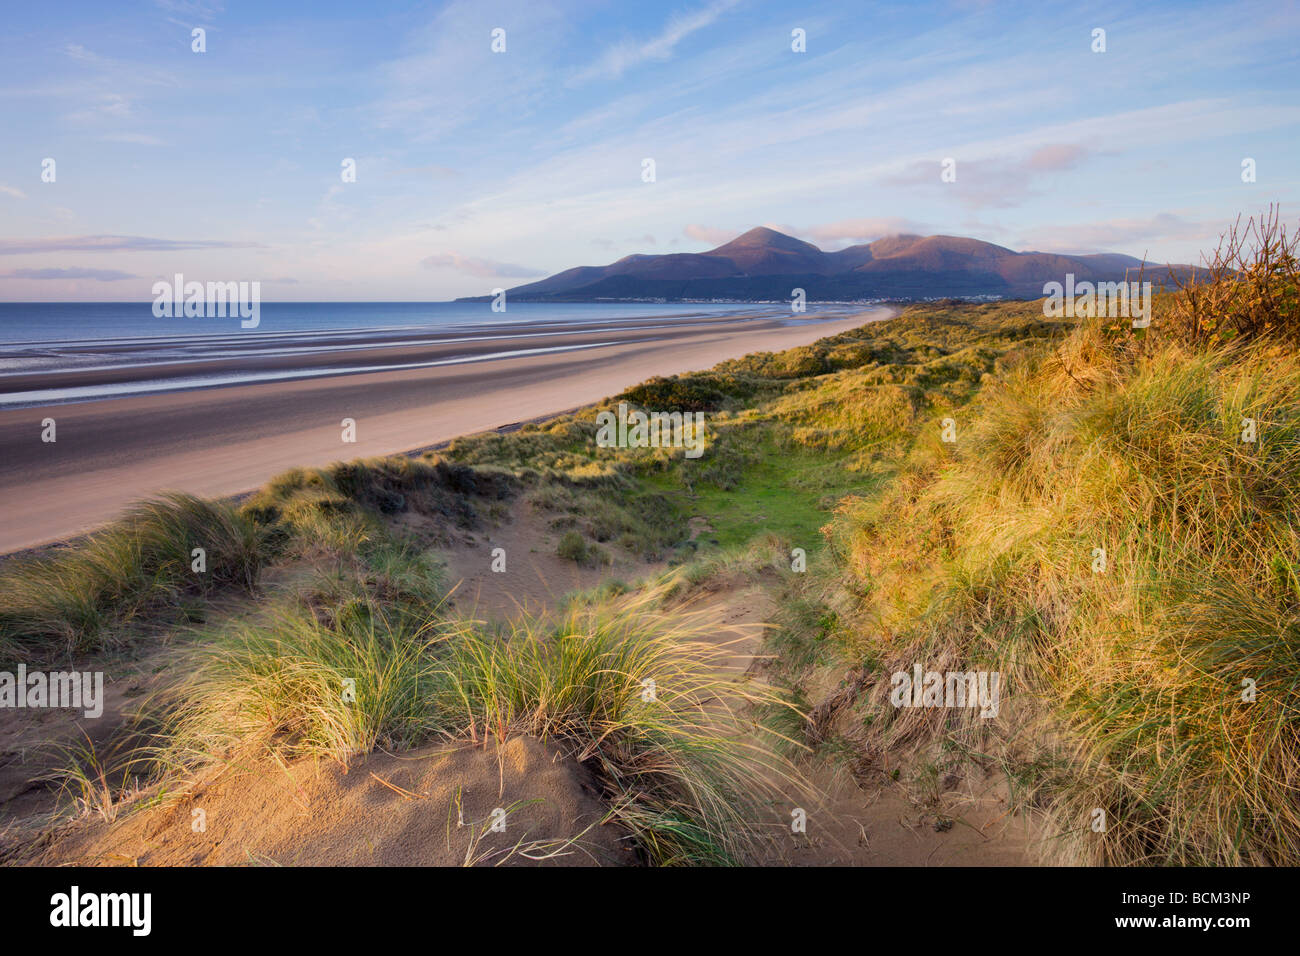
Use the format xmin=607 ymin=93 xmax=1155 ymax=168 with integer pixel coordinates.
xmin=1022 ymin=144 xmax=1090 ymax=172
xmin=420 ymin=253 xmax=546 ymax=279
xmin=101 ymin=130 xmax=167 ymax=145
xmin=0 ymin=236 xmax=264 ymax=254
xmin=102 ymin=132 xmax=167 ymax=145
xmin=785 ymin=217 xmax=933 ymax=245
xmin=0 ymin=184 xmax=27 ymax=200
xmin=63 ymin=43 xmax=102 ymax=64
xmin=1016 ymin=213 xmax=1219 ymax=255
xmin=882 ymin=145 xmax=1094 ymax=209
xmin=153 ymin=0 xmax=224 ymax=23
xmin=0 ymin=267 xmax=138 ymax=281
xmin=374 ymin=0 xmax=570 ymax=142
xmin=684 ymin=218 xmax=932 ymax=250
xmin=571 ymin=0 xmax=743 ymax=83
xmin=68 ymin=92 xmax=134 ymax=122
xmin=385 ymin=164 xmax=459 ymax=180
xmin=682 ymin=224 xmax=736 ymax=245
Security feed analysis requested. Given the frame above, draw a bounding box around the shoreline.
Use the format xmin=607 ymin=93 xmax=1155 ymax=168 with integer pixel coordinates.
xmin=0 ymin=307 xmax=837 ymax=407
xmin=0 ymin=307 xmax=892 ymax=556
xmin=0 ymin=400 xmax=589 ymax=568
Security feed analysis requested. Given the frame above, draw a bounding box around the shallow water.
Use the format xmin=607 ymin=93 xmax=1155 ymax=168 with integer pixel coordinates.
xmin=0 ymin=302 xmax=864 ymax=407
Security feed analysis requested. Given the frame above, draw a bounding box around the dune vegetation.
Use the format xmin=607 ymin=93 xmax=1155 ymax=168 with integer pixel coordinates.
xmin=812 ymin=210 xmax=1300 ymax=866
xmin=3 ymin=455 xmax=789 ymax=865
xmin=3 ymin=210 xmax=1296 ymax=866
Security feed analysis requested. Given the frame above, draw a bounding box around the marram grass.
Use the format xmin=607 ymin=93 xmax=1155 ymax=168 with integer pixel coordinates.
xmin=825 ymin=311 xmax=1300 ymax=865
xmin=0 ymin=493 xmax=263 ymax=661
xmin=151 ymin=577 xmax=796 ymax=866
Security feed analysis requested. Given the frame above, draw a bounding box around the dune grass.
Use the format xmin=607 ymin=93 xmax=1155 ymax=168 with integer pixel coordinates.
xmin=0 ymin=455 xmax=510 ymax=664
xmin=0 ymin=493 xmax=263 ymax=661
xmin=7 ymin=449 xmax=798 ymax=865
xmin=429 ymin=588 xmax=792 ymax=865
xmin=161 ymin=602 xmax=447 ymax=768
xmin=148 ymin=568 xmax=790 ymax=865
xmin=240 ymin=454 xmax=513 ymax=554
xmin=811 ymin=222 xmax=1300 ymax=865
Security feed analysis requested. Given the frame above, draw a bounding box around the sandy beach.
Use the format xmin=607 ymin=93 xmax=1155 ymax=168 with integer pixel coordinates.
xmin=0 ymin=307 xmax=889 ymax=554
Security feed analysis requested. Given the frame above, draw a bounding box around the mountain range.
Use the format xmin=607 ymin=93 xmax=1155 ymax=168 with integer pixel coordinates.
xmin=458 ymin=227 xmax=1178 ymax=302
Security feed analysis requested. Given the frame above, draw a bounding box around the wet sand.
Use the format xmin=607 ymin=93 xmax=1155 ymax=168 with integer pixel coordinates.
xmin=0 ymin=308 xmax=891 ymax=554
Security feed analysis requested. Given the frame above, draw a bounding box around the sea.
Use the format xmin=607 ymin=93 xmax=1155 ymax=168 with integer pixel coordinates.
xmin=0 ymin=301 xmax=859 ymax=407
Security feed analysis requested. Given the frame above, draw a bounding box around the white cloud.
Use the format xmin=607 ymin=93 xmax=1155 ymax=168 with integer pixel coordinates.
xmin=154 ymin=0 xmax=224 ymax=22
xmin=571 ymin=0 xmax=743 ymax=83
xmin=420 ymin=252 xmax=546 ymax=279
xmin=0 ymin=235 xmax=262 ymax=254
xmin=786 ymin=217 xmax=932 ymax=245
xmin=0 ymin=267 xmax=137 ymax=281
xmin=1015 ymin=213 xmax=1220 ymax=256
xmin=683 ymin=224 xmax=735 ymax=245
xmin=881 ymin=145 xmax=1094 ymax=209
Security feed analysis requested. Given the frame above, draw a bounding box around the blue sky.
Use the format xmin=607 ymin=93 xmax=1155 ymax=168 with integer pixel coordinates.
xmin=1 ymin=0 xmax=1297 ymax=301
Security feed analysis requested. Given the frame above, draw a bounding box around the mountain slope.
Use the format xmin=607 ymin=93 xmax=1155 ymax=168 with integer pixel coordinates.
xmin=462 ymin=227 xmax=1179 ymax=302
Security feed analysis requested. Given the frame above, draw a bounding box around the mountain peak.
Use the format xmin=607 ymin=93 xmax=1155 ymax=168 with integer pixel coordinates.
xmin=705 ymin=226 xmax=829 ymax=275
xmin=710 ymin=226 xmax=810 ymax=252
xmin=734 ymin=225 xmax=791 ymax=242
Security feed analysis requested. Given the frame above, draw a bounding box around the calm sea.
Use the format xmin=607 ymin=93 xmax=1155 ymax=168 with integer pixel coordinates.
xmin=0 ymin=301 xmax=802 ymax=372
xmin=0 ymin=301 xmax=768 ymax=346
xmin=0 ymin=301 xmax=863 ymax=407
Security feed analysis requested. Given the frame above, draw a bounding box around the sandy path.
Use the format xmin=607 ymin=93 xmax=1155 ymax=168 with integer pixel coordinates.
xmin=0 ymin=309 xmax=889 ymax=554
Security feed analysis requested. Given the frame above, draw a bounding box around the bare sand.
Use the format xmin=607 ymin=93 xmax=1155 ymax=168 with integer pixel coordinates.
xmin=0 ymin=308 xmax=890 ymax=555
xmin=27 ymin=736 xmax=634 ymax=867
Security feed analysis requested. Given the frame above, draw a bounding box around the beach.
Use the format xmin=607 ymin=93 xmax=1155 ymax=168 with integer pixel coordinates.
xmin=0 ymin=307 xmax=889 ymax=554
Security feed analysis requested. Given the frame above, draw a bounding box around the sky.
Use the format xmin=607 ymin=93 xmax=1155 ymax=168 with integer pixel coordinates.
xmin=0 ymin=0 xmax=1297 ymax=301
